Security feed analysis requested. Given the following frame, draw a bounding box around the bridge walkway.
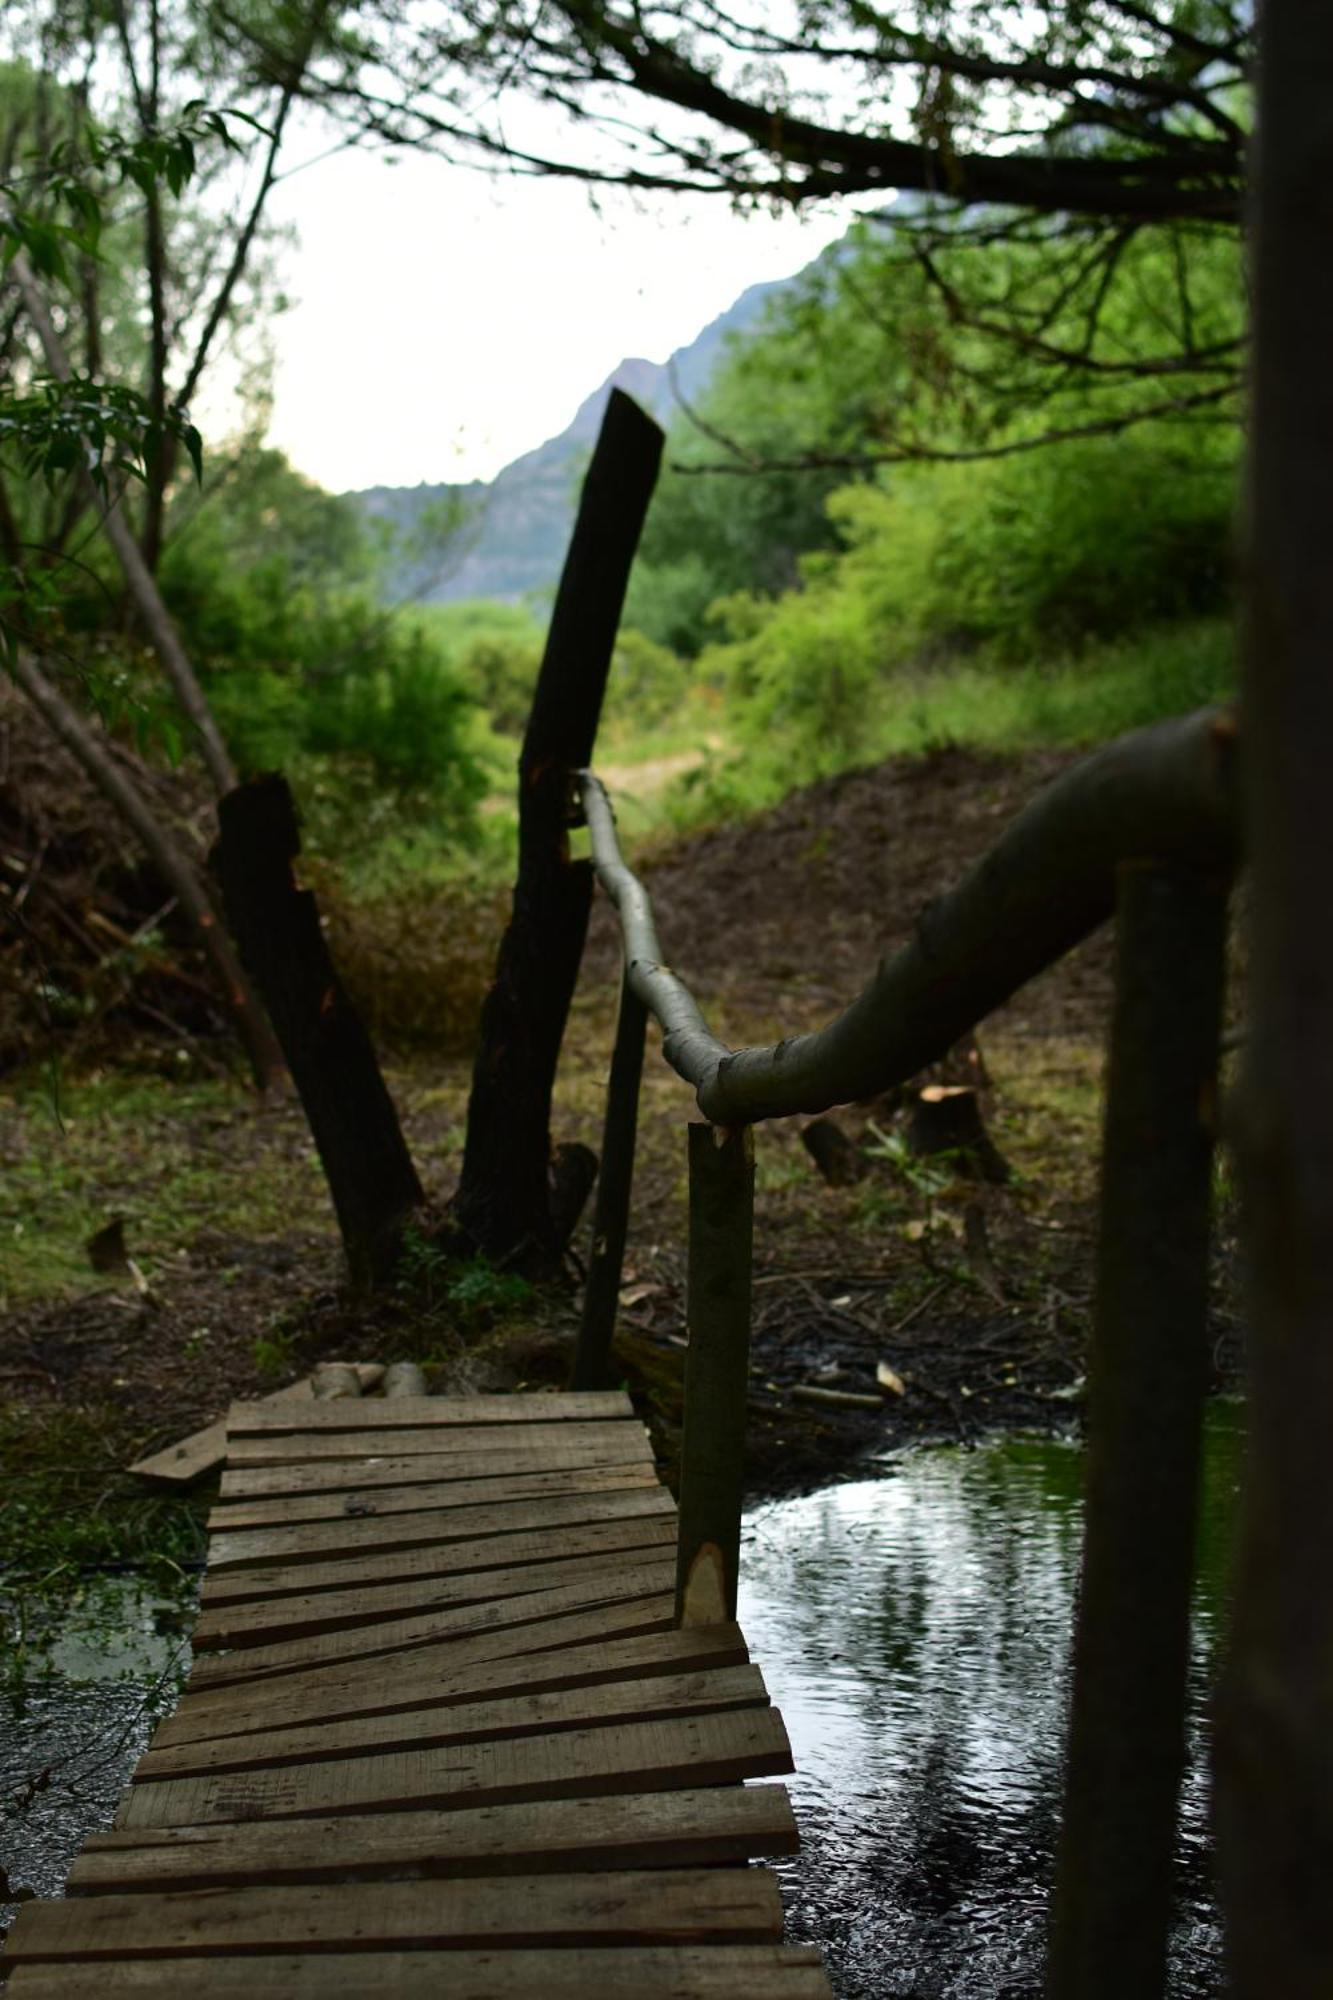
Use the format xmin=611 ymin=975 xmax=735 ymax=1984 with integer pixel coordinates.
xmin=2 ymin=1389 xmax=832 ymax=1996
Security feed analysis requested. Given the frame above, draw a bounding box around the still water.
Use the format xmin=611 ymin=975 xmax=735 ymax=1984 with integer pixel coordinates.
xmin=0 ymin=1581 xmax=193 ymax=1921
xmin=739 ymin=1403 xmax=1244 ymax=2000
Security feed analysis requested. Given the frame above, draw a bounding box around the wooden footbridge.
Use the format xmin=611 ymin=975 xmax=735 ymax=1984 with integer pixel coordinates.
xmin=2 ymin=1389 xmax=831 ymax=1995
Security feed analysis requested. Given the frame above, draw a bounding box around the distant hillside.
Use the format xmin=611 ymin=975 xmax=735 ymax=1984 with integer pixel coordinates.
xmin=351 ymin=269 xmax=792 ymax=606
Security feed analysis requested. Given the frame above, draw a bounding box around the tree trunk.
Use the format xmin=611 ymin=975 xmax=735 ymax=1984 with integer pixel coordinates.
xmin=213 ymin=774 xmax=423 ymax=1288
xmin=454 ymin=389 xmax=663 ymax=1268
xmin=1214 ymin=7 xmax=1333 ymax=1992
xmin=9 ymin=650 xmax=280 ymax=1088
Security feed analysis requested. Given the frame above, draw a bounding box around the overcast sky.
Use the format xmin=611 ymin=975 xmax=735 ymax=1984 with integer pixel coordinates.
xmin=256 ymin=142 xmax=856 ymax=494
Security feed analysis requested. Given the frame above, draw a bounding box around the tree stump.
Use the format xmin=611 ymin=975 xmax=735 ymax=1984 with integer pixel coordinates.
xmin=906 ymin=1085 xmax=1010 ymax=1183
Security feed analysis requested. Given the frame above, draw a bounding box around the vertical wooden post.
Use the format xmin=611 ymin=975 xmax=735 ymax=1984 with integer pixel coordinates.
xmin=675 ymin=1121 xmax=755 ymax=1626
xmin=455 ymin=391 xmax=664 ymax=1268
xmin=1216 ymin=8 xmax=1333 ymax=1991
xmin=571 ymin=971 xmax=648 ymax=1390
xmin=214 ymin=774 xmax=424 ymax=1289
xmin=1047 ymin=860 xmax=1227 ymax=2000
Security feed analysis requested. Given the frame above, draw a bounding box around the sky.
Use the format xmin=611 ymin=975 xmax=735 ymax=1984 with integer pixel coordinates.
xmin=256 ymin=141 xmax=857 ymax=495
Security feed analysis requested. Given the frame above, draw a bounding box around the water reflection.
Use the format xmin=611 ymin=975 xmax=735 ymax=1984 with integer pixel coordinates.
xmin=739 ymin=1403 xmax=1244 ymax=1999
xmin=1 ymin=1579 xmax=194 ymax=1920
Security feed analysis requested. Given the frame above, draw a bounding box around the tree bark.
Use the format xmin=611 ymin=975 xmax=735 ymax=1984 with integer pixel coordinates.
xmin=213 ymin=774 xmax=423 ymax=1288
xmin=9 ymin=650 xmax=280 ymax=1087
xmin=454 ymin=389 xmax=663 ymax=1267
xmin=1214 ymin=7 xmax=1333 ymax=1992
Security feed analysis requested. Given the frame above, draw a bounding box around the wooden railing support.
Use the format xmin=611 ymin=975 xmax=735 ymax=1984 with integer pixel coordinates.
xmin=675 ymin=1122 xmax=755 ymax=1626
xmin=1046 ymin=860 xmax=1228 ymax=2000
xmin=571 ymin=971 xmax=648 ymax=1390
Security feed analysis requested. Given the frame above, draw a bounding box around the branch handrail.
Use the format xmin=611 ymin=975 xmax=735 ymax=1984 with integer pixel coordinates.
xmin=574 ymin=703 xmax=1241 ymax=1998
xmin=578 ymin=703 xmax=1238 ymax=1126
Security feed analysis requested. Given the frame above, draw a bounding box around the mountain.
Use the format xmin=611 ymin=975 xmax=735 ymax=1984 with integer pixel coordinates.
xmin=351 ymin=270 xmax=793 ymax=607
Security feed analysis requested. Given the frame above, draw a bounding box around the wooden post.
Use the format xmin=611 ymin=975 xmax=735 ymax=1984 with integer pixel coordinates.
xmin=1046 ymin=860 xmax=1227 ymax=2000
xmin=675 ymin=1122 xmax=755 ymax=1626
xmin=455 ymin=391 xmax=664 ymax=1269
xmin=571 ymin=972 xmax=648 ymax=1390
xmin=214 ymin=774 xmax=424 ymax=1290
xmin=1216 ymin=8 xmax=1333 ymax=1991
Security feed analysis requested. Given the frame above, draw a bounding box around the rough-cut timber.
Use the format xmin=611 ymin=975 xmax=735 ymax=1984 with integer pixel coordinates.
xmin=1047 ymin=862 xmax=1228 ymax=1999
xmin=214 ymin=775 xmax=422 ymax=1286
xmin=456 ymin=390 xmax=664 ymax=1267
xmin=3 ymin=1388 xmax=830 ymax=1997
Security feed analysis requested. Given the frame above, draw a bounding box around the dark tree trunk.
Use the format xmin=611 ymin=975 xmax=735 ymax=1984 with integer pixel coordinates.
xmin=214 ymin=774 xmax=423 ymax=1288
xmin=1214 ymin=7 xmax=1333 ymax=1992
xmin=454 ymin=390 xmax=663 ymax=1268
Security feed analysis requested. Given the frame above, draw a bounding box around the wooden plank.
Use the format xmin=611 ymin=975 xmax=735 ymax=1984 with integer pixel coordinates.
xmin=208 ymin=1485 xmax=675 ymax=1571
xmin=222 ymin=1432 xmax=655 ymax=1496
xmin=224 ymin=1420 xmax=648 ymax=1468
xmin=2 ymin=1944 xmax=832 ymax=1996
xmin=115 ymin=1709 xmax=794 ymax=1827
xmin=158 ymin=1611 xmax=724 ymax=1747
xmin=127 ymin=1368 xmax=385 ymax=1487
xmin=211 ymin=1464 xmax=660 ymax=1520
xmin=186 ymin=1562 xmax=680 ymax=1687
xmin=1 ymin=1866 xmax=783 ymax=1960
xmin=215 ymin=1450 xmax=656 ymax=1513
xmin=201 ymin=1516 xmax=679 ymax=1608
xmin=194 ymin=1542 xmax=681 ymax=1651
xmin=227 ymin=1390 xmax=632 ymax=1433
xmin=136 ymin=1667 xmax=770 ymax=1779
xmin=68 ymin=1785 xmax=797 ymax=1894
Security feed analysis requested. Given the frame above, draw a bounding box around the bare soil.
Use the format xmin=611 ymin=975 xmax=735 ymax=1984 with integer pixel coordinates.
xmin=0 ymin=735 xmax=1244 ymax=1512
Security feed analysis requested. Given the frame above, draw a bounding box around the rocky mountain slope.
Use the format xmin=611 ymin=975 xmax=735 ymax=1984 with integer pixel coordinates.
xmin=352 ymin=271 xmax=790 ymax=606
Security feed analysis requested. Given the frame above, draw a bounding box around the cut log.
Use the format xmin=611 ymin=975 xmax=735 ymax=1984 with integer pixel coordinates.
xmin=800 ymin=1118 xmax=866 ymax=1187
xmin=382 ymin=1361 xmax=427 ymax=1399
xmin=311 ymin=1365 xmax=363 ymax=1402
xmin=906 ymin=1085 xmax=1010 ymax=1183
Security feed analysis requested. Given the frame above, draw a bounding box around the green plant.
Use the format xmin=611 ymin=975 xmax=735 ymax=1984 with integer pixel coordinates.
xmin=251 ymin=1329 xmax=295 ymax=1379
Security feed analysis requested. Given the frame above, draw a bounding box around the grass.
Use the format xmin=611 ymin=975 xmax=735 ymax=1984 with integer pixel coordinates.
xmin=657 ymin=615 xmax=1236 ymax=839
xmin=0 ymin=1069 xmax=331 ymax=1306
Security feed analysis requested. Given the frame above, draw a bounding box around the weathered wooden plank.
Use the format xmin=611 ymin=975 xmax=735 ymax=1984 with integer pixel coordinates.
xmin=228 ymin=1390 xmax=632 ymax=1434
xmin=1 ymin=1866 xmax=783 ymax=1961
xmin=3 ymin=1944 xmax=832 ymax=1996
xmin=202 ymin=1516 xmax=677 ymax=1605
xmin=208 ymin=1485 xmax=675 ymax=1572
xmin=127 ymin=1368 xmax=386 ymax=1487
xmin=224 ymin=1420 xmax=649 ymax=1468
xmin=136 ymin=1667 xmax=769 ymax=1779
xmin=186 ymin=1562 xmax=680 ymax=1687
xmin=159 ymin=1611 xmax=724 ymax=1746
xmin=69 ymin=1785 xmax=796 ymax=1894
xmin=194 ymin=1541 xmax=682 ymax=1651
xmin=115 ymin=1709 xmax=794 ymax=1828
xmin=215 ymin=1451 xmax=656 ymax=1516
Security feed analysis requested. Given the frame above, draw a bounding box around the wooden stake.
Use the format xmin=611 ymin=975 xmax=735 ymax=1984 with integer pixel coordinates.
xmin=572 ymin=972 xmax=648 ymax=1390
xmin=1046 ymin=860 xmax=1227 ymax=2000
xmin=214 ymin=775 xmax=423 ymax=1288
xmin=675 ymin=1124 xmax=755 ymax=1626
xmin=455 ymin=392 xmax=663 ymax=1268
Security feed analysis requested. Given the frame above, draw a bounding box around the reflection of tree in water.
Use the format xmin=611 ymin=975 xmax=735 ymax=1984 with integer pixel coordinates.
xmin=739 ymin=1415 xmax=1241 ymax=1998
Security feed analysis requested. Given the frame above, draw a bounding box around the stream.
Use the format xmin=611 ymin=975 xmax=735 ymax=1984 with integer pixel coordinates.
xmin=1 ymin=1406 xmax=1242 ymax=1994
xmin=739 ymin=1402 xmax=1243 ymax=1998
